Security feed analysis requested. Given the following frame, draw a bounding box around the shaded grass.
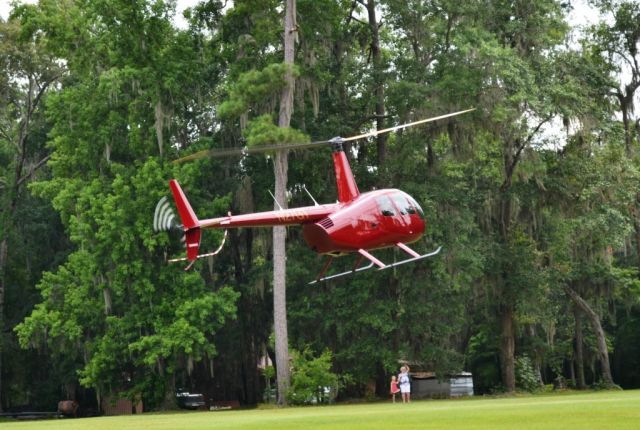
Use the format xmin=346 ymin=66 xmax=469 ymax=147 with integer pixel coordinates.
xmin=2 ymin=390 xmax=639 ymax=430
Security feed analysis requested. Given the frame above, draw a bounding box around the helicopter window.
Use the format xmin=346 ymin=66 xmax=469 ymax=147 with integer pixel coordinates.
xmin=376 ymin=196 xmax=395 ymax=216
xmin=406 ymin=196 xmax=425 ymax=219
xmin=391 ymin=194 xmax=409 ymax=215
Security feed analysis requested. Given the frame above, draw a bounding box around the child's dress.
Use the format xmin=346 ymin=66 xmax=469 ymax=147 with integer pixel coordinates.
xmin=390 ymin=380 xmax=400 ymax=394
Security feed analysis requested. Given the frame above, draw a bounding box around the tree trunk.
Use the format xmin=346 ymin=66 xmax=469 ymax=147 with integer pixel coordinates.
xmin=568 ymin=358 xmax=575 ymax=387
xmin=273 ymin=0 xmax=297 ymax=406
xmin=619 ymin=94 xmax=633 ymax=157
xmin=498 ymin=185 xmax=516 ymax=392
xmin=564 ymin=285 xmax=614 ymax=386
xmin=272 ymin=187 xmax=289 ymax=407
xmin=573 ymin=305 xmax=586 ymax=389
xmin=363 ymin=0 xmax=387 ymax=167
xmin=499 ymin=304 xmax=516 ymax=392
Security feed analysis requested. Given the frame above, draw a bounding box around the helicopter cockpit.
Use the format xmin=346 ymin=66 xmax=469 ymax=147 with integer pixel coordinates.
xmin=376 ymin=192 xmax=424 ymax=219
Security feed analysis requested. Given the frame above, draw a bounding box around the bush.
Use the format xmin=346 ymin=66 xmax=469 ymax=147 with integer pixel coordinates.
xmin=591 ymin=379 xmax=622 ymax=391
xmin=515 ymin=355 xmax=541 ymax=392
xmin=286 ymin=347 xmax=339 ymax=405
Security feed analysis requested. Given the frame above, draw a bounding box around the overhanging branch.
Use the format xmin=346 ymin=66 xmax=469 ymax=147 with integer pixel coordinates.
xmin=16 ymin=154 xmax=51 ymax=187
xmin=500 ymin=115 xmax=552 ymax=191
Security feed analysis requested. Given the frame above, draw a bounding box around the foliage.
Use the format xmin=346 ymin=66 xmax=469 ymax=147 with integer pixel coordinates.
xmin=515 ymin=355 xmax=541 ymax=392
xmin=219 ymin=64 xmax=300 ymax=119
xmin=286 ymin=347 xmax=339 ymax=405
xmin=245 ymin=114 xmax=309 ymax=147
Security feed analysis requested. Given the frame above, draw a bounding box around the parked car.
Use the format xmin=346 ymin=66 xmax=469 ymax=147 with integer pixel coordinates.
xmin=176 ymin=390 xmax=205 ymax=410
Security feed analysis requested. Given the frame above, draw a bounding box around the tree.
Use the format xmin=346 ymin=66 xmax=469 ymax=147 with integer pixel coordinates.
xmin=13 ymin=0 xmax=238 ymax=408
xmin=0 ymin=15 xmax=62 ymax=411
xmin=271 ymin=0 xmax=297 ymax=406
xmin=543 ymin=139 xmax=638 ymax=387
xmin=588 ymin=1 xmax=640 ymax=156
xmin=217 ymin=0 xmax=313 ymax=406
xmin=585 ymin=1 xmax=640 ymax=269
xmin=473 ymin=0 xmax=568 ymax=392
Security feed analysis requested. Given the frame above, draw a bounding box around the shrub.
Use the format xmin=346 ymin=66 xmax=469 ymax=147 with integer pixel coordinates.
xmin=515 ymin=355 xmax=541 ymax=392
xmin=286 ymin=347 xmax=339 ymax=405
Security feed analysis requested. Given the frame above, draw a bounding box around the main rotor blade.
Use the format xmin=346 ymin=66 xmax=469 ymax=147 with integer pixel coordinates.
xmin=341 ymin=108 xmax=475 ymax=142
xmin=173 ymin=139 xmax=331 ymax=163
xmin=173 ymin=108 xmax=474 ymax=163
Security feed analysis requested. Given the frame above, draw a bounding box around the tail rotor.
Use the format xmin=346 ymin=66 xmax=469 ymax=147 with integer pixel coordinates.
xmin=154 ymin=196 xmax=184 ymax=242
xmin=155 ymin=181 xmax=228 ymax=269
xmin=154 ymin=196 xmax=175 ymax=232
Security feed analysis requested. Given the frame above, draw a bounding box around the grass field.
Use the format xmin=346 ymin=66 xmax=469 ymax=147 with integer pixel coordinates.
xmin=2 ymin=390 xmax=639 ymax=430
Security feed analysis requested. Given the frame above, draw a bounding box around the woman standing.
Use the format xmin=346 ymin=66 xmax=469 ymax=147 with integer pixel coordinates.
xmin=398 ymin=366 xmax=411 ymax=403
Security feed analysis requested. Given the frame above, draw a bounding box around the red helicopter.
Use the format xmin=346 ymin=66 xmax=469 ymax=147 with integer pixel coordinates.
xmin=154 ymin=108 xmax=474 ymax=283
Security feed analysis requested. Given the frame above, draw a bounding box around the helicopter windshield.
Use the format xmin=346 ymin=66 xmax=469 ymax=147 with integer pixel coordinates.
xmin=391 ymin=194 xmax=409 ymax=215
xmin=376 ymin=196 xmax=395 ymax=216
xmin=404 ymin=194 xmax=424 ymax=219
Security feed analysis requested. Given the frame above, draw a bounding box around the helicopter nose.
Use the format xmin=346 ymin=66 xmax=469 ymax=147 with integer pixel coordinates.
xmin=411 ymin=215 xmax=426 ymax=236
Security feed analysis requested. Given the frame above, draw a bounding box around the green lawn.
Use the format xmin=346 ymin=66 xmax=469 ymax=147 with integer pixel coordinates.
xmin=2 ymin=390 xmax=639 ymax=430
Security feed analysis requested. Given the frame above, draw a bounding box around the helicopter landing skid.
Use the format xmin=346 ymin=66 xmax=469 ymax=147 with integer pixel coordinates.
xmin=309 ymin=244 xmax=442 ymax=285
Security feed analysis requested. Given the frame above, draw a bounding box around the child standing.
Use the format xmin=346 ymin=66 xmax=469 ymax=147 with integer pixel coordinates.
xmin=390 ymin=375 xmax=400 ymax=403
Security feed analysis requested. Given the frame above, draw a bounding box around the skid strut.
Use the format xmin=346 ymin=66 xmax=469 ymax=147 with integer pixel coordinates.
xmin=309 ymin=244 xmax=442 ymax=285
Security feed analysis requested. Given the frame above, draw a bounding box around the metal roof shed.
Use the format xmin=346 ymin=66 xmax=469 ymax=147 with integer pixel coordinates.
xmin=410 ymin=372 xmax=474 ymax=399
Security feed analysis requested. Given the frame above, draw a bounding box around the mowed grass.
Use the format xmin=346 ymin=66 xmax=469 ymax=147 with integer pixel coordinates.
xmin=2 ymin=390 xmax=639 ymax=430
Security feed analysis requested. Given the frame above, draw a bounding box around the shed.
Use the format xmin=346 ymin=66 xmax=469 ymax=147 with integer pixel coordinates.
xmin=410 ymin=371 xmax=474 ymax=399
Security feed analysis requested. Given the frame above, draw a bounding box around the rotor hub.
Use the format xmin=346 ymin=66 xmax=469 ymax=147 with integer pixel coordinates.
xmin=329 ymin=136 xmax=345 ymax=152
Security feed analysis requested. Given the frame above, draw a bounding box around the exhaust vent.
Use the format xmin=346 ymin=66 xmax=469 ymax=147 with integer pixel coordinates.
xmin=318 ymin=217 xmax=334 ymax=230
